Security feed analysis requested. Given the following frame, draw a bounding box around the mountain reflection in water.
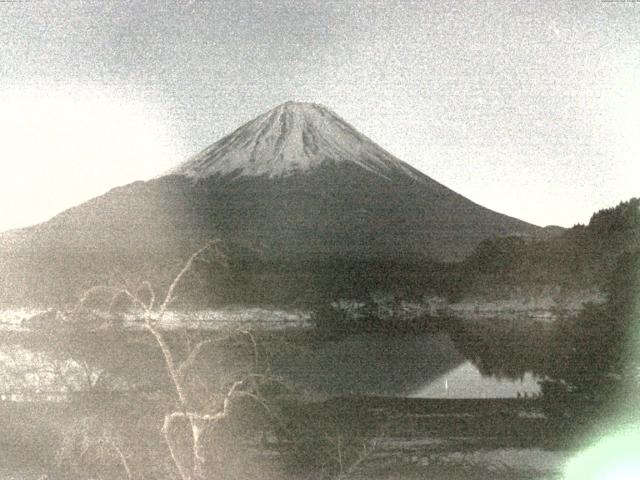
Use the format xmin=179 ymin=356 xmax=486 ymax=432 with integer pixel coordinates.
xmin=270 ymin=331 xmax=542 ymax=399
xmin=0 ymin=310 xmax=548 ymax=400
xmin=410 ymin=361 xmax=540 ymax=398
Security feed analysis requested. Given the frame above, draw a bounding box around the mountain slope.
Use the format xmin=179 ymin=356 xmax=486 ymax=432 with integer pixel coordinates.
xmin=170 ymin=101 xmax=424 ymax=181
xmin=0 ymin=102 xmax=541 ymax=307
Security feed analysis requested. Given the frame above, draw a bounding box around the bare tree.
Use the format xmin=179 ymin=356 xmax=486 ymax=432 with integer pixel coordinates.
xmin=77 ymin=240 xmax=280 ymax=480
xmin=13 ymin=240 xmax=373 ymax=480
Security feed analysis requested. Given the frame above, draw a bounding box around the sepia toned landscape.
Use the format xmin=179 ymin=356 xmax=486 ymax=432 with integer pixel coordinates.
xmin=1 ymin=1 xmax=638 ymax=479
xmin=1 ymin=100 xmax=638 ymax=479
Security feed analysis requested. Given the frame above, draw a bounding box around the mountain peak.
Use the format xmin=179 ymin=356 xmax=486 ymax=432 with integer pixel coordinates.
xmin=277 ymin=100 xmax=323 ymax=109
xmin=170 ymin=102 xmax=423 ymax=181
xmin=266 ymin=101 xmax=331 ymax=124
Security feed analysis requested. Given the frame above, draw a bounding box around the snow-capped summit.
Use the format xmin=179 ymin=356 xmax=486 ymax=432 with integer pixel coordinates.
xmin=171 ymin=101 xmax=422 ymax=181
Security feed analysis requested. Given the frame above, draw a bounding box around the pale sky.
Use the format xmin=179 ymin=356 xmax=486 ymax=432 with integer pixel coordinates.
xmin=0 ymin=0 xmax=638 ymax=231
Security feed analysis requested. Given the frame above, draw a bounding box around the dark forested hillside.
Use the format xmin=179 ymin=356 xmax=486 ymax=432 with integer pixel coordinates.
xmin=457 ymin=198 xmax=640 ymax=299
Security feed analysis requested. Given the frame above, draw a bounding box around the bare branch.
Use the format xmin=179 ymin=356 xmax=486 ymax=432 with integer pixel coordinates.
xmin=76 ymin=285 xmax=121 ymax=310
xmin=117 ymin=288 xmax=152 ymax=317
xmin=221 ymin=379 xmax=245 ymax=418
xmin=139 ymin=280 xmax=156 ymax=311
xmin=158 ymin=240 xmax=221 ymax=320
xmin=104 ymin=437 xmax=134 ymax=480
xmin=162 ymin=413 xmax=192 ymax=480
xmin=240 ymin=329 xmax=260 ymax=373
xmin=177 ymin=338 xmax=213 ymax=379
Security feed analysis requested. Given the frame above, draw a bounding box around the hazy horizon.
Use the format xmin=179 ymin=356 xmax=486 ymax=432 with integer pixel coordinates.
xmin=1 ymin=0 xmax=638 ymax=231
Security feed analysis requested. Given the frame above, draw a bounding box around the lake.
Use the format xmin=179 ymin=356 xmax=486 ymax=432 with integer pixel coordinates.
xmin=0 ymin=308 xmax=565 ymax=480
xmin=268 ymin=332 xmax=541 ymax=399
xmin=0 ymin=307 xmax=545 ymax=400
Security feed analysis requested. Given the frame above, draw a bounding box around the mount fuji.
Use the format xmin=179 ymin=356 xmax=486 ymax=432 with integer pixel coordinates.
xmin=0 ymin=101 xmax=541 ymax=307
xmin=170 ymin=101 xmax=425 ymax=181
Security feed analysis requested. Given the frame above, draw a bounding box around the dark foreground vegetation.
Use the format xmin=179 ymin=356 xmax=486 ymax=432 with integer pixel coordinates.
xmin=0 ymin=198 xmax=638 ymax=479
xmin=0 ymin=394 xmax=570 ymax=480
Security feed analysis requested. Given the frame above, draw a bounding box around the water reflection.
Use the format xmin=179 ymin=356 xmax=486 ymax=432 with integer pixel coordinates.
xmin=270 ymin=333 xmax=464 ymax=397
xmin=409 ymin=361 xmax=540 ymax=399
xmin=0 ymin=310 xmax=550 ymax=400
xmin=270 ymin=325 xmax=546 ymax=398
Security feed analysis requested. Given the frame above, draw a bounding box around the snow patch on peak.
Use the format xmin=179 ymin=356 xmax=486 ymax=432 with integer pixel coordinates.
xmin=169 ymin=102 xmax=424 ymax=182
